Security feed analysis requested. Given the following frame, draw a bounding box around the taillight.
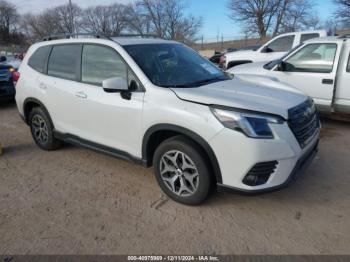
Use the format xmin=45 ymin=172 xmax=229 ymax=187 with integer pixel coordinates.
xmin=13 ymin=71 xmax=20 ymax=86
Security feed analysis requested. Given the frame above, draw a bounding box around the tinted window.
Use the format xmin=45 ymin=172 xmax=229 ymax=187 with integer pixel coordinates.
xmin=285 ymin=43 xmax=337 ymax=73
xmin=28 ymin=46 xmax=51 ymax=73
xmin=267 ymin=35 xmax=295 ymax=52
xmin=82 ymin=45 xmax=127 ymax=86
xmin=124 ymin=44 xmax=228 ymax=87
xmin=300 ymin=33 xmax=319 ymax=43
xmin=48 ymin=45 xmax=81 ymax=81
xmin=347 ymin=54 xmax=350 ymax=72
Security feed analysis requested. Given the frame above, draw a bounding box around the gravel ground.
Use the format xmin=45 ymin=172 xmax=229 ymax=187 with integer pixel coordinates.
xmin=0 ymin=102 xmax=349 ymax=255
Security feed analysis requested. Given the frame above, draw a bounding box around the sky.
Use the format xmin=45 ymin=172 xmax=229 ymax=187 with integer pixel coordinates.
xmin=14 ymin=0 xmax=336 ymax=40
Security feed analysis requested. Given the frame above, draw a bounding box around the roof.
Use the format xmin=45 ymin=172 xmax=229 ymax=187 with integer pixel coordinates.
xmin=304 ymin=36 xmax=347 ymax=44
xmin=111 ymin=37 xmax=177 ymax=46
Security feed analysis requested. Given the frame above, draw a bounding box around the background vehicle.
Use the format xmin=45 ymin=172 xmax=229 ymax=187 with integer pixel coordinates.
xmin=15 ymin=34 xmax=319 ymax=205
xmin=0 ymin=56 xmax=16 ymax=102
xmin=222 ymin=30 xmax=327 ymax=69
xmin=229 ymin=35 xmax=350 ymax=116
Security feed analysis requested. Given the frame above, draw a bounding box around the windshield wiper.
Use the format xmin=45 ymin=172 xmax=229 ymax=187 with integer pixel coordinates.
xmin=171 ymin=77 xmax=227 ymax=88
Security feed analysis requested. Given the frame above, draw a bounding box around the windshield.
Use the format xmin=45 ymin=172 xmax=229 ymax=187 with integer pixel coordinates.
xmin=263 ymin=44 xmax=303 ymax=70
xmin=124 ymin=43 xmax=229 ymax=88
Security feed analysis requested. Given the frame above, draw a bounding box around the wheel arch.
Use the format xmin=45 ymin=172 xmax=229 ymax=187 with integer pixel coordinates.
xmin=142 ymin=124 xmax=222 ymax=184
xmin=23 ymin=97 xmax=54 ymax=127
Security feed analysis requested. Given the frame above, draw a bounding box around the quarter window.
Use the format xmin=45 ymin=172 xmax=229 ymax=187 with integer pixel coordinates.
xmin=285 ymin=43 xmax=337 ymax=73
xmin=48 ymin=45 xmax=81 ymax=81
xmin=347 ymin=54 xmax=350 ymax=72
xmin=28 ymin=46 xmax=51 ymax=73
xmin=266 ymin=35 xmax=295 ymax=52
xmin=300 ymin=33 xmax=320 ymax=43
xmin=82 ymin=45 xmax=127 ymax=86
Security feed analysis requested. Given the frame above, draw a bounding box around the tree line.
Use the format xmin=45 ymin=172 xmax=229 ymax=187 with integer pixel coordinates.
xmin=0 ymin=0 xmax=349 ymax=47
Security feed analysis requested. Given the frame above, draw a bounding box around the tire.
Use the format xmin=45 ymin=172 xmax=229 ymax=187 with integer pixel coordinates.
xmin=29 ymin=107 xmax=62 ymax=151
xmin=153 ymin=136 xmax=212 ymax=205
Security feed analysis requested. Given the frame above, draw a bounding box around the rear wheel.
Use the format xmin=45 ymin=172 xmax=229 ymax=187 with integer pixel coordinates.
xmin=153 ymin=136 xmax=212 ymax=205
xmin=29 ymin=107 xmax=62 ymax=151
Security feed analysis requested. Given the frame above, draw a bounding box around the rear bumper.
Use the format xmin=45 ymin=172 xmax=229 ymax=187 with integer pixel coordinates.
xmin=217 ymin=139 xmax=319 ymax=194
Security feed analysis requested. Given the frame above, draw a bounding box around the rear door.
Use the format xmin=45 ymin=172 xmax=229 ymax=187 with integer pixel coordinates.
xmin=271 ymin=42 xmax=341 ymax=112
xmin=44 ymin=44 xmax=84 ymax=135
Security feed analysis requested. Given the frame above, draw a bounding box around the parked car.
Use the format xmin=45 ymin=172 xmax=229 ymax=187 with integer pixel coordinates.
xmin=228 ymin=35 xmax=350 ymax=116
xmin=238 ymin=45 xmax=262 ymax=51
xmin=222 ymin=30 xmax=327 ymax=70
xmin=0 ymin=56 xmax=17 ymax=102
xmin=15 ymin=34 xmax=320 ymax=205
xmin=209 ymin=51 xmax=223 ymax=64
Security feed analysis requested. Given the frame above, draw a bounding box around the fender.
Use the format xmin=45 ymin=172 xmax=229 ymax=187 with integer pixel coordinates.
xmin=142 ymin=124 xmax=222 ymax=184
xmin=23 ymin=97 xmax=54 ymax=127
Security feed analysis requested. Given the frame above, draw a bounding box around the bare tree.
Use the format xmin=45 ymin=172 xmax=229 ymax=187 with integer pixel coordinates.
xmin=125 ymin=3 xmax=152 ymax=36
xmin=82 ymin=4 xmax=128 ymax=35
xmin=21 ymin=3 xmax=81 ymax=42
xmin=0 ymin=0 xmax=18 ymax=42
xmin=228 ymin=0 xmax=319 ymax=38
xmin=333 ymin=0 xmax=350 ymax=28
xmin=135 ymin=0 xmax=202 ymax=42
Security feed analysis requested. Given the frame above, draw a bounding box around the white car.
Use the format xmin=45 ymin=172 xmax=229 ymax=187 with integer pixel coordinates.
xmin=229 ymin=36 xmax=350 ymax=115
xmin=15 ymin=34 xmax=320 ymax=205
xmin=222 ymin=30 xmax=327 ymax=69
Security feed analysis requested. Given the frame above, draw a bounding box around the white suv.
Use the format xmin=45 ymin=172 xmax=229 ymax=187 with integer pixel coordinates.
xmin=15 ymin=35 xmax=320 ymax=205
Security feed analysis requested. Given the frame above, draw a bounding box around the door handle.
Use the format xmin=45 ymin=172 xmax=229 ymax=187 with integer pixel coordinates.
xmin=322 ymin=79 xmax=334 ymax=85
xmin=75 ymin=91 xmax=87 ymax=99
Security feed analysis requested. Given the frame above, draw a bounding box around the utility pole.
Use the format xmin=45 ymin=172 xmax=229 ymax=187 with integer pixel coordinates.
xmin=69 ymin=0 xmax=74 ymax=35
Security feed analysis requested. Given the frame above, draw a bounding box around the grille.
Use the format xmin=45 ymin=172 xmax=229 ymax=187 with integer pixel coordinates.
xmin=243 ymin=161 xmax=278 ymax=186
xmin=288 ymin=99 xmax=320 ymax=148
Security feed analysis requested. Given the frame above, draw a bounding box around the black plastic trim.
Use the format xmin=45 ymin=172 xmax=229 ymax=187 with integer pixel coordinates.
xmin=142 ymin=124 xmax=223 ymax=183
xmin=217 ymin=139 xmax=319 ymax=195
xmin=54 ymin=131 xmax=147 ymax=166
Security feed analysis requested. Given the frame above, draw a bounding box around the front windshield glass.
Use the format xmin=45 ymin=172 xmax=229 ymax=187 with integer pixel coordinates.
xmin=124 ymin=43 xmax=229 ymax=88
xmin=263 ymin=43 xmax=303 ymax=70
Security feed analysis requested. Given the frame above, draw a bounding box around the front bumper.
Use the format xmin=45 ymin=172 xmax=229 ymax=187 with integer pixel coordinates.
xmin=209 ymin=122 xmax=320 ymax=193
xmin=217 ymin=139 xmax=319 ymax=194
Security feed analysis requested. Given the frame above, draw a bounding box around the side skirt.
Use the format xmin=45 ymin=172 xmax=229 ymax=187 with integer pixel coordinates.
xmin=53 ymin=131 xmax=147 ymax=167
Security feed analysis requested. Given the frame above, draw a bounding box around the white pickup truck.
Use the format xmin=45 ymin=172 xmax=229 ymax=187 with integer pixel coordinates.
xmin=229 ymin=36 xmax=350 ymax=115
xmin=222 ymin=30 xmax=327 ymax=69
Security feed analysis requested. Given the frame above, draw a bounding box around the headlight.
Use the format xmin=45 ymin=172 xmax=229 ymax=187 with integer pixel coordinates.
xmin=211 ymin=107 xmax=284 ymax=139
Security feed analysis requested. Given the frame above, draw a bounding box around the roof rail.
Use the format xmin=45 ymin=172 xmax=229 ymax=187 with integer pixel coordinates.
xmin=113 ymin=33 xmax=159 ymax=38
xmin=42 ymin=33 xmax=111 ymax=41
xmin=42 ymin=33 xmax=160 ymax=41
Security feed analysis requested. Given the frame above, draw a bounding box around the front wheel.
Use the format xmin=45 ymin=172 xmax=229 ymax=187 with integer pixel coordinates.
xmin=153 ymin=136 xmax=212 ymax=205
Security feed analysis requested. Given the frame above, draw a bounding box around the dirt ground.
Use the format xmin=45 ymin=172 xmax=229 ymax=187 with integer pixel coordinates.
xmin=0 ymin=102 xmax=349 ymax=255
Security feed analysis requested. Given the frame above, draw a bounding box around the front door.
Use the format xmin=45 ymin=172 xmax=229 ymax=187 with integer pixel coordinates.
xmin=74 ymin=44 xmax=144 ymax=157
xmin=272 ymin=42 xmax=340 ymax=111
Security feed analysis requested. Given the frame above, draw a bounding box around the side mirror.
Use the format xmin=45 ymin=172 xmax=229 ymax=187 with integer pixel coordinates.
xmin=102 ymin=77 xmax=128 ymax=93
xmin=0 ymin=56 xmax=7 ymax=62
xmin=261 ymin=46 xmax=273 ymax=53
xmin=276 ymin=61 xmax=287 ymax=71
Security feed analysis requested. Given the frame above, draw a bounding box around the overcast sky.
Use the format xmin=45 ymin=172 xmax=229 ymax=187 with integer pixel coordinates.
xmin=13 ymin=0 xmax=335 ymax=40
xmin=15 ymin=0 xmax=132 ymax=13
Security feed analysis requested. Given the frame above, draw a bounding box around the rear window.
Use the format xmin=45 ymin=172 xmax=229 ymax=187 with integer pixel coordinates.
xmin=28 ymin=46 xmax=51 ymax=73
xmin=300 ymin=33 xmax=320 ymax=43
xmin=48 ymin=45 xmax=81 ymax=81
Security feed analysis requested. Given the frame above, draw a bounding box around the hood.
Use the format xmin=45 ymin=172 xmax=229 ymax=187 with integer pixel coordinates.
xmin=225 ymin=50 xmax=255 ymax=60
xmin=171 ymin=78 xmax=307 ymax=119
xmin=228 ymin=61 xmax=267 ymax=75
